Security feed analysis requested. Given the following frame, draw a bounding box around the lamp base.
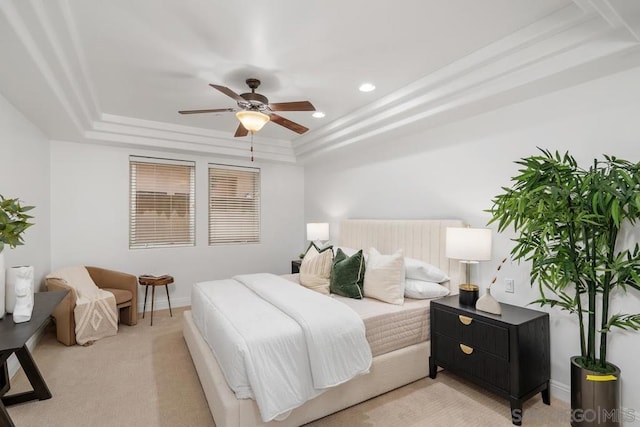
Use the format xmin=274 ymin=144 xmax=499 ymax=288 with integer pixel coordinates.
xmin=476 ymin=288 xmax=501 ymax=315
xmin=458 ymin=284 xmax=479 ymax=306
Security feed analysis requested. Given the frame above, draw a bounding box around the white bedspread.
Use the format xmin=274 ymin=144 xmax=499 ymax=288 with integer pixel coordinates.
xmin=190 ymin=273 xmax=372 ymax=422
xmin=236 ymin=273 xmax=373 ymax=388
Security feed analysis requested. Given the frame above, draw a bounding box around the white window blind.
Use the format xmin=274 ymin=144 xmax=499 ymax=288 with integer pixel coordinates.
xmin=209 ymin=164 xmax=260 ymax=245
xmin=130 ymin=157 xmax=195 ymax=248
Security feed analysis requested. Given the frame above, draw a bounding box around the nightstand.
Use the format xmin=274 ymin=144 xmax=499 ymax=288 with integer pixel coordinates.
xmin=291 ymin=259 xmax=302 ymax=274
xmin=429 ymin=295 xmax=550 ymax=425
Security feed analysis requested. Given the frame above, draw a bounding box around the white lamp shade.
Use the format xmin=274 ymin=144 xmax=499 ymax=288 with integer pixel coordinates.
xmin=306 ymin=223 xmax=329 ymax=241
xmin=445 ymin=227 xmax=492 ymax=262
xmin=235 ymin=110 xmax=270 ymax=133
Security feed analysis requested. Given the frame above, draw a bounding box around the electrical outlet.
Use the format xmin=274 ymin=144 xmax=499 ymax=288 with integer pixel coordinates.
xmin=505 ymin=278 xmax=515 ymax=293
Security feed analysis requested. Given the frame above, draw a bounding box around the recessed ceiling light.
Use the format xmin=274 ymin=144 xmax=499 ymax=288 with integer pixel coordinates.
xmin=359 ymin=83 xmax=376 ymax=92
xmin=312 ymin=112 xmax=325 ymax=118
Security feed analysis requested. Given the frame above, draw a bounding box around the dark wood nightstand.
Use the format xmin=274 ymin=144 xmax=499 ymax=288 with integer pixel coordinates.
xmin=291 ymin=259 xmax=302 ymax=274
xmin=429 ymin=295 xmax=550 ymax=425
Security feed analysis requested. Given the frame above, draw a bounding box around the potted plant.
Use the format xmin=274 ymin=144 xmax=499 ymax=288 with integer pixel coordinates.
xmin=487 ymin=149 xmax=640 ymax=427
xmin=0 ymin=194 xmax=34 ymax=318
xmin=0 ymin=195 xmax=34 ymax=253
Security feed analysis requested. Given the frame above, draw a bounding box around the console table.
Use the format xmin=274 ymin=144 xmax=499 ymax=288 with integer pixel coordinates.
xmin=0 ymin=290 xmax=67 ymax=427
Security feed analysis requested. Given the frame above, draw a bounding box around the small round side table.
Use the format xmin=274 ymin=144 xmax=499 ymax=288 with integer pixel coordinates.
xmin=138 ymin=275 xmax=174 ymax=326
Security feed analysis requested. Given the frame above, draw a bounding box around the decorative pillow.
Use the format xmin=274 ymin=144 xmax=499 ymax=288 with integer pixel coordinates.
xmin=404 ymin=257 xmax=449 ymax=283
xmin=330 ymin=248 xmax=365 ymax=299
xmin=404 ymin=279 xmax=450 ymax=299
xmin=364 ymin=248 xmax=405 ymax=305
xmin=333 ymin=246 xmax=359 ymax=257
xmin=300 ymin=242 xmax=333 ymax=295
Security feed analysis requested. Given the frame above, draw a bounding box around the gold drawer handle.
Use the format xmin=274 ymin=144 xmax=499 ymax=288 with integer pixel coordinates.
xmin=459 ymin=344 xmax=474 ymax=355
xmin=458 ymin=315 xmax=473 ymax=325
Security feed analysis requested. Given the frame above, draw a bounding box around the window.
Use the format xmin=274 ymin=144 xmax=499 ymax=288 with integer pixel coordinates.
xmin=209 ymin=164 xmax=260 ymax=245
xmin=129 ymin=157 xmax=195 ymax=248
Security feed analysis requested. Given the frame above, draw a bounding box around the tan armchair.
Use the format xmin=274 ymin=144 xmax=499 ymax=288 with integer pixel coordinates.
xmin=45 ymin=266 xmax=138 ymax=346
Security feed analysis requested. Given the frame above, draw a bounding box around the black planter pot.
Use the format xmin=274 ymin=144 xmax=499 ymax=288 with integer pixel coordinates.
xmin=570 ymin=356 xmax=621 ymax=427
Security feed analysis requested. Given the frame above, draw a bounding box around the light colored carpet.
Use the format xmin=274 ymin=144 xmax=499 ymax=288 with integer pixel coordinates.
xmin=7 ymin=307 xmax=569 ymax=426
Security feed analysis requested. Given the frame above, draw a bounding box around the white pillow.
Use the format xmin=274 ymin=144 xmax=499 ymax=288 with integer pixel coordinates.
xmin=300 ymin=243 xmax=333 ymax=295
xmin=404 ymin=257 xmax=449 ymax=283
xmin=404 ymin=279 xmax=450 ymax=299
xmin=364 ymin=247 xmax=405 ymax=305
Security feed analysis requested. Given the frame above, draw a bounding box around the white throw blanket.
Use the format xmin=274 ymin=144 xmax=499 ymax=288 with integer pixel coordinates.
xmin=236 ymin=273 xmax=373 ymax=388
xmin=46 ymin=266 xmax=118 ymax=345
xmin=74 ymin=289 xmax=118 ymax=345
xmin=190 ymin=273 xmax=372 ymax=422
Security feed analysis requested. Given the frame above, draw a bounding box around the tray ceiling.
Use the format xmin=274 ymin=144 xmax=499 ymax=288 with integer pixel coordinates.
xmin=1 ymin=0 xmax=639 ymax=163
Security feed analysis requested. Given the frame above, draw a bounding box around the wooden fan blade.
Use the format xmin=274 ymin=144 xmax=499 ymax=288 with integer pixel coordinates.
xmin=269 ymin=101 xmax=315 ymax=112
xmin=269 ymin=113 xmax=309 ymax=134
xmin=209 ymin=84 xmax=245 ymax=102
xmin=234 ymin=123 xmax=249 ymax=138
xmin=178 ymin=108 xmax=235 ymax=114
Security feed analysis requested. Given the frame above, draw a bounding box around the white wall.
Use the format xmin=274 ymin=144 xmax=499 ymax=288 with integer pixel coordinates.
xmin=50 ymin=140 xmax=304 ymax=312
xmin=304 ymin=65 xmax=640 ymax=414
xmin=0 ymin=92 xmax=51 ymax=378
xmin=0 ymin=93 xmax=51 ymax=289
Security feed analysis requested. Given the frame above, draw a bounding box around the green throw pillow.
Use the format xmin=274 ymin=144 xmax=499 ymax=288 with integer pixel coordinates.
xmin=330 ymin=248 xmax=365 ymax=299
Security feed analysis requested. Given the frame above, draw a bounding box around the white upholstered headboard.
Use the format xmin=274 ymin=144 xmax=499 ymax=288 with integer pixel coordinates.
xmin=338 ymin=219 xmax=464 ymax=294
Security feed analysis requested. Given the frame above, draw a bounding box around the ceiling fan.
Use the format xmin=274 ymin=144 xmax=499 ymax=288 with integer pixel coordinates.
xmin=179 ymin=78 xmax=316 ymax=137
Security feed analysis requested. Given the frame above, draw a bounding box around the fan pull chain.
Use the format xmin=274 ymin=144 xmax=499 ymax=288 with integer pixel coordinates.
xmin=250 ymin=132 xmax=254 ymax=162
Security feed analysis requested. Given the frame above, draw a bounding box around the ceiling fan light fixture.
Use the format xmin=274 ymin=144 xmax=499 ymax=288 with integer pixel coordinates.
xmin=236 ymin=110 xmax=270 ymax=133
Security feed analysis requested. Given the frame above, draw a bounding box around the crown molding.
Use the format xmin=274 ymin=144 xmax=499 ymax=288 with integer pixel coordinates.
xmin=87 ymin=114 xmax=296 ymax=163
xmin=58 ymin=0 xmax=102 ymax=117
xmin=98 ymin=113 xmax=291 ymax=150
xmin=80 ymin=130 xmax=295 ymax=163
xmin=293 ymin=1 xmax=640 ymax=163
xmin=574 ymin=0 xmax=640 ymax=41
xmin=85 ymin=114 xmax=296 ymax=163
xmin=0 ymin=1 xmax=88 ymax=132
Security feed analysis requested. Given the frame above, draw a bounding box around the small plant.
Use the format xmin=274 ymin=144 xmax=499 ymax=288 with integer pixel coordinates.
xmin=0 ymin=195 xmax=34 ymax=253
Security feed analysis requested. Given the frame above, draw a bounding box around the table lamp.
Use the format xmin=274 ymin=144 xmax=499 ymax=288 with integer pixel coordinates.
xmin=306 ymin=222 xmax=329 ymax=247
xmin=445 ymin=226 xmax=492 ymax=306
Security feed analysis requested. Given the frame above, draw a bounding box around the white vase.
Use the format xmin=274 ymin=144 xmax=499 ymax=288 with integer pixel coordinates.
xmin=476 ymin=287 xmax=502 ymax=315
xmin=13 ymin=266 xmax=34 ymax=323
xmin=0 ymin=252 xmax=5 ymax=319
xmin=6 ymin=265 xmax=34 ymax=314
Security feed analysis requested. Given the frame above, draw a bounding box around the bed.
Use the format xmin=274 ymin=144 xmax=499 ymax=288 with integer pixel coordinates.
xmin=183 ymin=219 xmax=464 ymax=427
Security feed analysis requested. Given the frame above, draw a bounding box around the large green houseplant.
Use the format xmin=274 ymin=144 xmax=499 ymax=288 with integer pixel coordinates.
xmin=488 ymin=149 xmax=640 ymax=425
xmin=0 ymin=194 xmax=34 ymax=253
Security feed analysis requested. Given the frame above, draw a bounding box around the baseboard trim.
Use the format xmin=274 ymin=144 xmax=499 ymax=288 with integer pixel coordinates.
xmin=137 ymin=296 xmax=190 ymax=315
xmin=550 ymin=379 xmax=570 ymax=403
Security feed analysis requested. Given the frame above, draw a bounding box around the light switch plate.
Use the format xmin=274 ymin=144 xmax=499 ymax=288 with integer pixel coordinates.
xmin=505 ymin=278 xmax=515 ymax=293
